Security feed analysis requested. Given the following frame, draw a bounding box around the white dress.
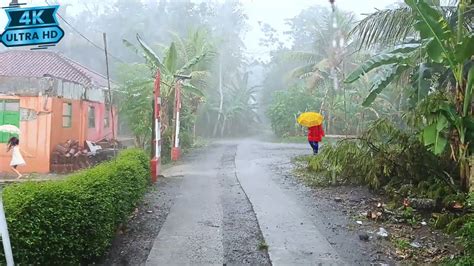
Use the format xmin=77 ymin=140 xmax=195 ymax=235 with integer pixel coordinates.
xmin=10 ymin=146 xmax=26 ymax=166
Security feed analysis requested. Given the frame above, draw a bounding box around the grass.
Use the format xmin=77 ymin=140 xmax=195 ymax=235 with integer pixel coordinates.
xmin=393 ymin=238 xmax=411 ymax=250
xmin=258 ymin=241 xmax=269 ymax=251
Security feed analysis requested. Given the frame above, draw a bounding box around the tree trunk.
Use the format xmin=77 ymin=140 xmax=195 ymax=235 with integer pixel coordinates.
xmin=220 ymin=116 xmax=227 ymax=137
xmin=213 ymin=59 xmax=223 ymax=137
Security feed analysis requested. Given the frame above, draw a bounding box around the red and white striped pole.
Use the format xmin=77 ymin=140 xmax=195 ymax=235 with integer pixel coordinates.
xmin=171 ymin=80 xmax=182 ymax=161
xmin=150 ymin=70 xmax=161 ymax=182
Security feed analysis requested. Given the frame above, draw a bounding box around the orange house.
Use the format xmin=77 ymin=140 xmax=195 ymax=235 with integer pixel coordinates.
xmin=0 ymin=50 xmax=118 ymax=174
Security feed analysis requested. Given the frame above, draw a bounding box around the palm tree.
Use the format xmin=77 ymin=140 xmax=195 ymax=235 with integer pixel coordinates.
xmin=285 ymin=10 xmax=355 ymax=89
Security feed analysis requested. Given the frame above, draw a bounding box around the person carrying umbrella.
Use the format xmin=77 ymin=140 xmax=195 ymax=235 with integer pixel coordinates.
xmin=7 ymin=137 xmax=26 ymax=179
xmin=307 ymin=124 xmax=325 ymax=155
xmin=0 ymin=125 xmax=26 ymax=178
xmin=297 ymin=112 xmax=325 ymax=155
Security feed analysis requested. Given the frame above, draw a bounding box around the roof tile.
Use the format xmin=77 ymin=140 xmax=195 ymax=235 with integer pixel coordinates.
xmin=0 ymin=50 xmax=109 ymax=88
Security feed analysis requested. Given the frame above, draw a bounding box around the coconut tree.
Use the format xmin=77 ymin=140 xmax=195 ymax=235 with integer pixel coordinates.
xmin=285 ymin=10 xmax=356 ymax=89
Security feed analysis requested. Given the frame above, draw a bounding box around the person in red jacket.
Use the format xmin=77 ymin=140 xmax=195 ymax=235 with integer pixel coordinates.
xmin=308 ymin=124 xmax=325 ymax=155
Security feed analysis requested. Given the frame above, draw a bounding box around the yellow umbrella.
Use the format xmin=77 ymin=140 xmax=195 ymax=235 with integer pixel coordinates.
xmin=297 ymin=112 xmax=324 ymax=127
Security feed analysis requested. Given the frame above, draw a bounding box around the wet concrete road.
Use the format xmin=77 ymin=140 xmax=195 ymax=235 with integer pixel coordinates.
xmin=236 ymin=140 xmax=341 ymax=264
xmin=146 ymin=139 xmax=355 ymax=265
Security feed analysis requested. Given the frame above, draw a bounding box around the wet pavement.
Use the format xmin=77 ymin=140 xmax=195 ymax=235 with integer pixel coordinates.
xmin=144 ymin=139 xmax=376 ymax=265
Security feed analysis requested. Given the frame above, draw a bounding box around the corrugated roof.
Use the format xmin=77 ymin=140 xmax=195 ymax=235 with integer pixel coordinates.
xmin=0 ymin=50 xmax=109 ymax=88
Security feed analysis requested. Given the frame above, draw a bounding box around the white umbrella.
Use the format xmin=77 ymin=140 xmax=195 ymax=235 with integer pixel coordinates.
xmin=0 ymin=125 xmax=20 ymax=135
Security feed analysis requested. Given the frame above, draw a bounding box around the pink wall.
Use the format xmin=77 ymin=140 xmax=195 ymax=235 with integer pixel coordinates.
xmin=0 ymin=96 xmax=52 ymax=174
xmin=83 ymin=101 xmax=118 ymax=142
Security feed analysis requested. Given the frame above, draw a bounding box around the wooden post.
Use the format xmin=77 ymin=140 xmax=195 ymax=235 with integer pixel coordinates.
xmin=0 ymin=191 xmax=14 ymax=266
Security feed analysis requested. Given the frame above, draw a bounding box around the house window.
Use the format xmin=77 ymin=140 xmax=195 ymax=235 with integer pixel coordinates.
xmin=62 ymin=103 xmax=72 ymax=128
xmin=88 ymin=106 xmax=95 ymax=128
xmin=104 ymin=105 xmax=110 ymax=128
xmin=0 ymin=100 xmax=20 ymax=143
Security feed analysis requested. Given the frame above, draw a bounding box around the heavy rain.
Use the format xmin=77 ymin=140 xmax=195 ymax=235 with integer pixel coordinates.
xmin=0 ymin=0 xmax=472 ymax=265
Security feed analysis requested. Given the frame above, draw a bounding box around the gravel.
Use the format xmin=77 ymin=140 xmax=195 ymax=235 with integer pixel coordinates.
xmin=219 ymin=145 xmax=271 ymax=265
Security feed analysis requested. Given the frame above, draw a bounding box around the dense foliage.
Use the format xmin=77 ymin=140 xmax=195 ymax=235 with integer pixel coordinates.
xmin=1 ymin=149 xmax=149 ymax=264
xmin=267 ymin=86 xmax=321 ymax=137
xmin=303 ymin=119 xmax=457 ymax=190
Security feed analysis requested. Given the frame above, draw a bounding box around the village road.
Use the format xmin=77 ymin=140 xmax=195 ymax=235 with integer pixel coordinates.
xmin=145 ymin=139 xmax=370 ymax=265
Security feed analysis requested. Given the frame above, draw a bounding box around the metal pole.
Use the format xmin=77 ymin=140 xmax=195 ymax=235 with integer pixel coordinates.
xmin=0 ymin=192 xmax=14 ymax=266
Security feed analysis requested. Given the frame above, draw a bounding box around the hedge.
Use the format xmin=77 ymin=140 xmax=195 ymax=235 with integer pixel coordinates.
xmin=1 ymin=149 xmax=150 ymax=264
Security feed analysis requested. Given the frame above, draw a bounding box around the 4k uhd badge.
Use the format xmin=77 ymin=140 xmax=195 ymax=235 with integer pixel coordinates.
xmin=0 ymin=5 xmax=64 ymax=47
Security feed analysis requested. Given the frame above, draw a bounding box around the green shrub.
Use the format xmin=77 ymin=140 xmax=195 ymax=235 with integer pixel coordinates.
xmin=304 ymin=119 xmax=457 ymax=189
xmin=448 ymin=193 xmax=474 ymax=263
xmin=267 ymin=86 xmax=321 ymax=137
xmin=1 ymin=149 xmax=150 ymax=264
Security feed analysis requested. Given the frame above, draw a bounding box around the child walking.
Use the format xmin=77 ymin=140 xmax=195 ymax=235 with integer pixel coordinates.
xmin=307 ymin=124 xmax=325 ymax=155
xmin=7 ymin=137 xmax=26 ymax=179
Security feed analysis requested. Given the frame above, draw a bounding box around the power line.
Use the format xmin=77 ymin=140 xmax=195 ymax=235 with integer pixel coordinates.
xmin=44 ymin=0 xmax=126 ymax=64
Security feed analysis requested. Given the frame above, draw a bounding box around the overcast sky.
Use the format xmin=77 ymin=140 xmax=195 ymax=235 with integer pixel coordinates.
xmin=0 ymin=0 xmax=399 ymax=59
xmin=242 ymin=0 xmax=399 ymax=60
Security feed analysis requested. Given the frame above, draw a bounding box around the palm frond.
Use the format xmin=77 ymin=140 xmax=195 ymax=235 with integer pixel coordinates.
xmin=350 ymin=7 xmax=416 ymax=50
xmin=288 ymin=63 xmax=316 ymax=79
xmin=283 ymin=51 xmax=321 ymax=64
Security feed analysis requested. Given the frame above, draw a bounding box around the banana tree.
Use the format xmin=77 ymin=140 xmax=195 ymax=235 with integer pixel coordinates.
xmin=123 ymin=33 xmax=209 ymax=135
xmin=346 ymin=0 xmax=474 ymax=190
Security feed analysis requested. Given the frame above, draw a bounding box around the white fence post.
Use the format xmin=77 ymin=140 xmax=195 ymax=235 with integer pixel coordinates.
xmin=0 ymin=192 xmax=14 ymax=266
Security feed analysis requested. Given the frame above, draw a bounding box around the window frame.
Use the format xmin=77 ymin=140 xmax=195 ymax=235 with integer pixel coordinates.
xmin=62 ymin=102 xmax=72 ymax=128
xmin=88 ymin=106 xmax=96 ymax=129
xmin=104 ymin=105 xmax=110 ymax=128
xmin=0 ymin=99 xmax=20 ymax=143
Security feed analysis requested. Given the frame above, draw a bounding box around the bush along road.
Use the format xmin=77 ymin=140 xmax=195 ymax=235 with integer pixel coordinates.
xmin=0 ymin=149 xmax=149 ymax=264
